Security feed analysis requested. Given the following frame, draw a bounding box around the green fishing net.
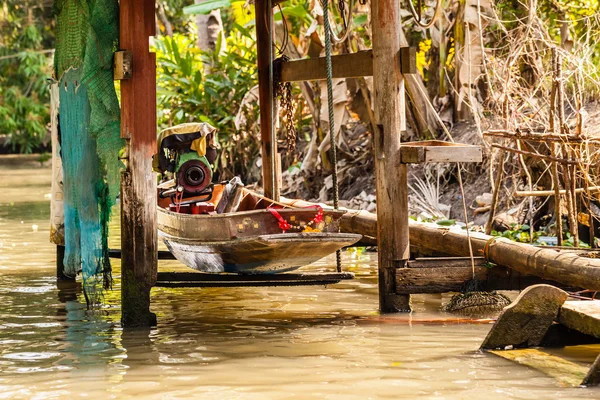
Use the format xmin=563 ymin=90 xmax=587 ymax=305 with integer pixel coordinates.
xmin=54 ymin=0 xmax=123 ymax=303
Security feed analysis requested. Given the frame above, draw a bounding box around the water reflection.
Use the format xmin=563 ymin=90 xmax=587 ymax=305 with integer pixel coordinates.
xmin=0 ymin=159 xmax=599 ymax=398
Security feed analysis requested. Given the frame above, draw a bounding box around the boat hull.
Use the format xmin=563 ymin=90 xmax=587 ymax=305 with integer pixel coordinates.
xmin=161 ymin=232 xmax=362 ymax=273
xmin=158 ymin=206 xmax=362 ymax=273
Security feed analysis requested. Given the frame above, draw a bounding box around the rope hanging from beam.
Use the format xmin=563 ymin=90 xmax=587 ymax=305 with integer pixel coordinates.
xmin=322 ymin=0 xmax=343 ymax=272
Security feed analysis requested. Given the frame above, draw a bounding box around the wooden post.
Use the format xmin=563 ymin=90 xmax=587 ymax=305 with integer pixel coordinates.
xmin=371 ymin=0 xmax=411 ymax=311
xmin=119 ymin=0 xmax=158 ymax=327
xmin=255 ymin=0 xmax=279 ymax=201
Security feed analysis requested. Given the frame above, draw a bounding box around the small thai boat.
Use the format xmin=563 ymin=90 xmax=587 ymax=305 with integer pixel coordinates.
xmin=154 ymin=123 xmax=361 ymax=274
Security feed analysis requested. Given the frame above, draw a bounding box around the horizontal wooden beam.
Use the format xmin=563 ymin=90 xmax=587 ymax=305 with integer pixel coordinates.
xmin=559 ymin=300 xmax=600 ymax=339
xmin=396 ymin=258 xmax=574 ymax=294
xmin=280 ymin=51 xmax=374 ymax=82
xmin=279 ymin=48 xmax=417 ymax=82
xmin=155 ymin=271 xmax=354 ymax=287
xmin=400 ymin=140 xmax=483 ymax=164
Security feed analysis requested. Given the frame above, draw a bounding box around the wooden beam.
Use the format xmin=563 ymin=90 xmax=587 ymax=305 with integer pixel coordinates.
xmin=371 ymin=0 xmax=410 ymax=312
xmin=255 ymin=0 xmax=279 ymax=200
xmin=559 ymin=301 xmax=600 ymax=339
xmin=399 ymin=140 xmax=482 ymax=164
xmin=489 ymin=349 xmax=589 ymax=387
xmin=515 ymin=186 xmax=600 ymax=197
xmin=396 ymin=258 xmax=571 ymax=294
xmin=120 ymin=0 xmax=158 ymax=327
xmin=280 ymin=51 xmax=374 ymax=82
xmin=113 ymin=50 xmax=133 ymax=80
xmin=336 ymin=208 xmax=600 ymax=291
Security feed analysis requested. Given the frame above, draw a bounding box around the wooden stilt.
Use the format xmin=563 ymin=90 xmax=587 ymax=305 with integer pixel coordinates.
xmin=119 ymin=0 xmax=158 ymax=327
xmin=371 ymin=0 xmax=411 ymax=312
xmin=255 ymin=0 xmax=279 ymax=201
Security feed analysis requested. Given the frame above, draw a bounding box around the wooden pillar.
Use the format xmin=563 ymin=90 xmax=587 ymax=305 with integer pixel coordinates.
xmin=119 ymin=0 xmax=158 ymax=327
xmin=371 ymin=0 xmax=411 ymax=312
xmin=255 ymin=0 xmax=280 ymax=201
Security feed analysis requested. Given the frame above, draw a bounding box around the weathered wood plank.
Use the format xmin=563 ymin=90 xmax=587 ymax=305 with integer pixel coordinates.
xmin=481 ymin=285 xmax=569 ymax=350
xmin=489 ymin=349 xmax=589 ymax=387
xmin=396 ymin=266 xmax=488 ymax=294
xmin=113 ymin=50 xmax=133 ymax=80
xmin=255 ymin=0 xmax=278 ymax=201
xmin=280 ymin=51 xmax=373 ymax=82
xmin=559 ymin=300 xmax=600 ymax=339
xmin=399 ymin=47 xmax=416 ymax=74
xmin=120 ymin=0 xmax=158 ymax=327
xmin=399 ymin=140 xmax=483 ymax=164
xmin=371 ymin=0 xmax=410 ymax=312
xmin=157 ymin=271 xmax=354 ymax=282
xmin=583 ymin=353 xmax=600 ymax=386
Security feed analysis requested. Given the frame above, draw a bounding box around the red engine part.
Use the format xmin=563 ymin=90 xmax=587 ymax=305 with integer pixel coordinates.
xmin=169 ymin=202 xmax=215 ymax=214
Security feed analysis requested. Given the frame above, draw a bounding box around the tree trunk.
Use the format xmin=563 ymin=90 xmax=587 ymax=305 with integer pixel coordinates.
xmin=194 ymin=0 xmax=226 ymax=67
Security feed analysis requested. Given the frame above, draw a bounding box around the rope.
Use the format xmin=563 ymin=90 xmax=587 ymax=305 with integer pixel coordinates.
xmin=322 ymin=0 xmax=342 ymax=272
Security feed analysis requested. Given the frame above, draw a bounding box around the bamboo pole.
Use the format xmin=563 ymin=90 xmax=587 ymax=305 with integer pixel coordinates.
xmin=485 ymin=149 xmax=505 ymax=235
xmin=515 ymin=186 xmax=600 ymax=197
xmin=336 ymin=209 xmax=600 ymax=291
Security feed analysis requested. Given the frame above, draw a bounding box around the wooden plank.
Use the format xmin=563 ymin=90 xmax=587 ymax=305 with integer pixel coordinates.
xmin=583 ymin=353 xmax=600 ymax=386
xmin=559 ymin=300 xmax=600 ymax=339
xmin=280 ymin=51 xmax=373 ymax=82
xmin=481 ymin=285 xmax=569 ymax=349
xmin=372 ymin=0 xmax=410 ymax=312
xmin=396 ymin=266 xmax=488 ymax=294
xmin=113 ymin=50 xmax=133 ymax=80
xmin=489 ymin=349 xmax=589 ymax=387
xmin=399 ymin=47 xmax=416 ymax=74
xmin=120 ymin=0 xmax=158 ymax=327
xmin=156 ymin=280 xmax=346 ymax=288
xmin=255 ymin=0 xmax=278 ymax=201
xmin=400 ymin=140 xmax=483 ymax=164
xmin=157 ymin=271 xmax=354 ymax=282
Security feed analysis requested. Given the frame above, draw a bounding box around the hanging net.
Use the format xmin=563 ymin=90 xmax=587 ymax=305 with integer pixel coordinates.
xmin=54 ymin=0 xmax=123 ymax=303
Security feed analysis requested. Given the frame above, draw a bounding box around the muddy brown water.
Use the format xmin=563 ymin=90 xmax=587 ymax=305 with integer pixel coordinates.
xmin=0 ymin=156 xmax=598 ymax=399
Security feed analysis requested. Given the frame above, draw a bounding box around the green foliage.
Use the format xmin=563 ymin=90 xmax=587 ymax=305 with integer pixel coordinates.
xmin=153 ymin=27 xmax=260 ymax=181
xmin=0 ymin=1 xmax=54 ymax=153
xmin=490 ymin=224 xmax=544 ymax=244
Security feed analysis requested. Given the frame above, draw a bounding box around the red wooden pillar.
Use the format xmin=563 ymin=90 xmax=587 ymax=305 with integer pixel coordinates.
xmin=255 ymin=0 xmax=279 ymax=201
xmin=120 ymin=0 xmax=158 ymax=326
xmin=371 ymin=0 xmax=411 ymax=312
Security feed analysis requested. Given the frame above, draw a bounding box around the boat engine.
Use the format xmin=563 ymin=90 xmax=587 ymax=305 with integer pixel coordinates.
xmin=154 ymin=122 xmax=218 ymax=202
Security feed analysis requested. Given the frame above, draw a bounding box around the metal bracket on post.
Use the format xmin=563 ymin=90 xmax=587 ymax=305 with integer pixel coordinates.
xmin=114 ymin=50 xmax=133 ymax=80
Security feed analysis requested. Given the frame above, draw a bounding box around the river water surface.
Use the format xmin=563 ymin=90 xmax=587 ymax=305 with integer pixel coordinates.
xmin=0 ymin=156 xmax=598 ymax=399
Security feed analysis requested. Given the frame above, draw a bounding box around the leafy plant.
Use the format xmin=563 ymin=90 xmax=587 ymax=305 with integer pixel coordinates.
xmin=153 ymin=26 xmax=260 ymax=181
xmin=0 ymin=1 xmax=55 ymax=153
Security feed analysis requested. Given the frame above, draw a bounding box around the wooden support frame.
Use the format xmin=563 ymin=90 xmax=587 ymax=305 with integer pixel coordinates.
xmin=371 ymin=0 xmax=411 ymax=312
xmin=280 ymin=51 xmax=374 ymax=82
xmin=155 ymin=271 xmax=354 ymax=287
xmin=120 ymin=0 xmax=158 ymax=327
xmin=279 ymin=48 xmax=417 ymax=82
xmin=396 ymin=257 xmax=574 ymax=294
xmin=255 ymin=0 xmax=280 ymax=201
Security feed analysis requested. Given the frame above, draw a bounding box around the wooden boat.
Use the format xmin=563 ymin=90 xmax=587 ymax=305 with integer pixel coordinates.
xmin=157 ymin=185 xmax=361 ymax=274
